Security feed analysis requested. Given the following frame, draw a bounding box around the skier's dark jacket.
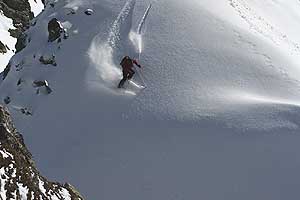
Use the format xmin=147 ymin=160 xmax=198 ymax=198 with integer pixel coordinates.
xmin=120 ymin=56 xmax=141 ymax=73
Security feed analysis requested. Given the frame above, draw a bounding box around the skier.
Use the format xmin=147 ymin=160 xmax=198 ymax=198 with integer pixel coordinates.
xmin=118 ymin=56 xmax=142 ymax=88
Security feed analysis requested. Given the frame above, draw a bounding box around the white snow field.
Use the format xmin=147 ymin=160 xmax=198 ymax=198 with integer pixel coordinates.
xmin=28 ymin=0 xmax=44 ymax=17
xmin=2 ymin=0 xmax=300 ymax=199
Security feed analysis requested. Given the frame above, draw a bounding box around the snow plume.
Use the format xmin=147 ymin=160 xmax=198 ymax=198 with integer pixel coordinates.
xmin=129 ymin=4 xmax=151 ymax=57
xmin=129 ymin=31 xmax=142 ymax=56
xmin=87 ymin=41 xmax=121 ymax=85
xmin=87 ymin=0 xmax=136 ymax=91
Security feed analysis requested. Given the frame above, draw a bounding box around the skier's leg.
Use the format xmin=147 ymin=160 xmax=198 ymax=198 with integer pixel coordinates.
xmin=118 ymin=78 xmax=127 ymax=88
xmin=118 ymin=71 xmax=128 ymax=88
xmin=128 ymin=69 xmax=135 ymax=80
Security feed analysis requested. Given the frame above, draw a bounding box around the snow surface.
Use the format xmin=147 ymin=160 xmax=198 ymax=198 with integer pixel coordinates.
xmin=28 ymin=0 xmax=44 ymax=17
xmin=0 ymin=168 xmax=7 ymax=200
xmin=2 ymin=0 xmax=300 ymax=199
xmin=0 ymin=148 xmax=14 ymax=159
xmin=58 ymin=188 xmax=72 ymax=200
xmin=37 ymin=177 xmax=72 ymax=200
xmin=17 ymin=183 xmax=29 ymax=200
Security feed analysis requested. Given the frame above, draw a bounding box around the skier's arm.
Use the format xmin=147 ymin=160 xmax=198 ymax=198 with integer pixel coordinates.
xmin=120 ymin=57 xmax=126 ymax=66
xmin=133 ymin=59 xmax=142 ymax=68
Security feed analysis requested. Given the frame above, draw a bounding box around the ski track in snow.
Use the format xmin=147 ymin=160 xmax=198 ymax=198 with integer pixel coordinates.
xmin=137 ymin=4 xmax=152 ymax=35
xmin=228 ymin=0 xmax=300 ymax=71
xmin=130 ymin=3 xmax=152 ymax=57
xmin=87 ymin=0 xmax=149 ymax=95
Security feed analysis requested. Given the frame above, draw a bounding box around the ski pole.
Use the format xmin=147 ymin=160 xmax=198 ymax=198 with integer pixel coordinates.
xmin=135 ymin=65 xmax=147 ymax=88
xmin=137 ymin=51 xmax=147 ymax=87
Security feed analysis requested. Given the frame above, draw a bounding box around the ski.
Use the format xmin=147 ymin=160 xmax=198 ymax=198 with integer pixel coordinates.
xmin=128 ymin=80 xmax=146 ymax=89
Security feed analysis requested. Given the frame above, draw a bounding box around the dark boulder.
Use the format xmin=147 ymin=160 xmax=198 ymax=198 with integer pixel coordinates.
xmin=20 ymin=107 xmax=32 ymax=115
xmin=84 ymin=8 xmax=94 ymax=15
xmin=39 ymin=55 xmax=57 ymax=66
xmin=15 ymin=32 xmax=27 ymax=53
xmin=4 ymin=96 xmax=11 ymax=104
xmin=33 ymin=80 xmax=48 ymax=87
xmin=33 ymin=80 xmax=52 ymax=94
xmin=48 ymin=18 xmax=63 ymax=42
xmin=17 ymin=78 xmax=23 ymax=85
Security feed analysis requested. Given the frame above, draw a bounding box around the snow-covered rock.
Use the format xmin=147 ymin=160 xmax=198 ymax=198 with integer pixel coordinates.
xmin=84 ymin=9 xmax=94 ymax=16
xmin=0 ymin=9 xmax=17 ymax=72
xmin=0 ymin=0 xmax=44 ymax=72
xmin=0 ymin=105 xmax=84 ymax=200
xmin=47 ymin=18 xmax=63 ymax=42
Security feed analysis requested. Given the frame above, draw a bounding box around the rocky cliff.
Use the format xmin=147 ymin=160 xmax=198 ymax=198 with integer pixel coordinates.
xmin=0 ymin=105 xmax=84 ymax=200
xmin=0 ymin=0 xmax=37 ymax=50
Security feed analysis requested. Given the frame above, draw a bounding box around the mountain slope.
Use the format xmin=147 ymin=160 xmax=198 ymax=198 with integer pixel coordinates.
xmin=1 ymin=0 xmax=300 ymax=199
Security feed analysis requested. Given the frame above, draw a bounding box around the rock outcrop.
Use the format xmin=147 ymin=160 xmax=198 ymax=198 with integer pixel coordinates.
xmin=0 ymin=41 xmax=8 ymax=54
xmin=0 ymin=0 xmax=33 ymax=38
xmin=2 ymin=62 xmax=11 ymax=80
xmin=33 ymin=80 xmax=52 ymax=94
xmin=48 ymin=18 xmax=63 ymax=42
xmin=0 ymin=105 xmax=85 ymax=200
xmin=0 ymin=0 xmax=44 ymax=54
xmin=39 ymin=55 xmax=57 ymax=66
xmin=84 ymin=9 xmax=94 ymax=16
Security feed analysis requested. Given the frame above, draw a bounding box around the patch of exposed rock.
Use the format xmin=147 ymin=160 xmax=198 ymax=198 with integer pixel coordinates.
xmin=0 ymin=0 xmax=33 ymax=38
xmin=48 ymin=18 xmax=64 ymax=42
xmin=0 ymin=105 xmax=85 ymax=200
xmin=0 ymin=0 xmax=44 ymax=53
xmin=0 ymin=41 xmax=8 ymax=54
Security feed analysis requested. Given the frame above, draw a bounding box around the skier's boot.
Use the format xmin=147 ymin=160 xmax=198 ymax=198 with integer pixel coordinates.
xmin=118 ymin=78 xmax=127 ymax=88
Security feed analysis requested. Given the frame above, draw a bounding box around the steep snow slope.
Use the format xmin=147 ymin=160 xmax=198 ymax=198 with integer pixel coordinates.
xmin=2 ymin=0 xmax=300 ymax=199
